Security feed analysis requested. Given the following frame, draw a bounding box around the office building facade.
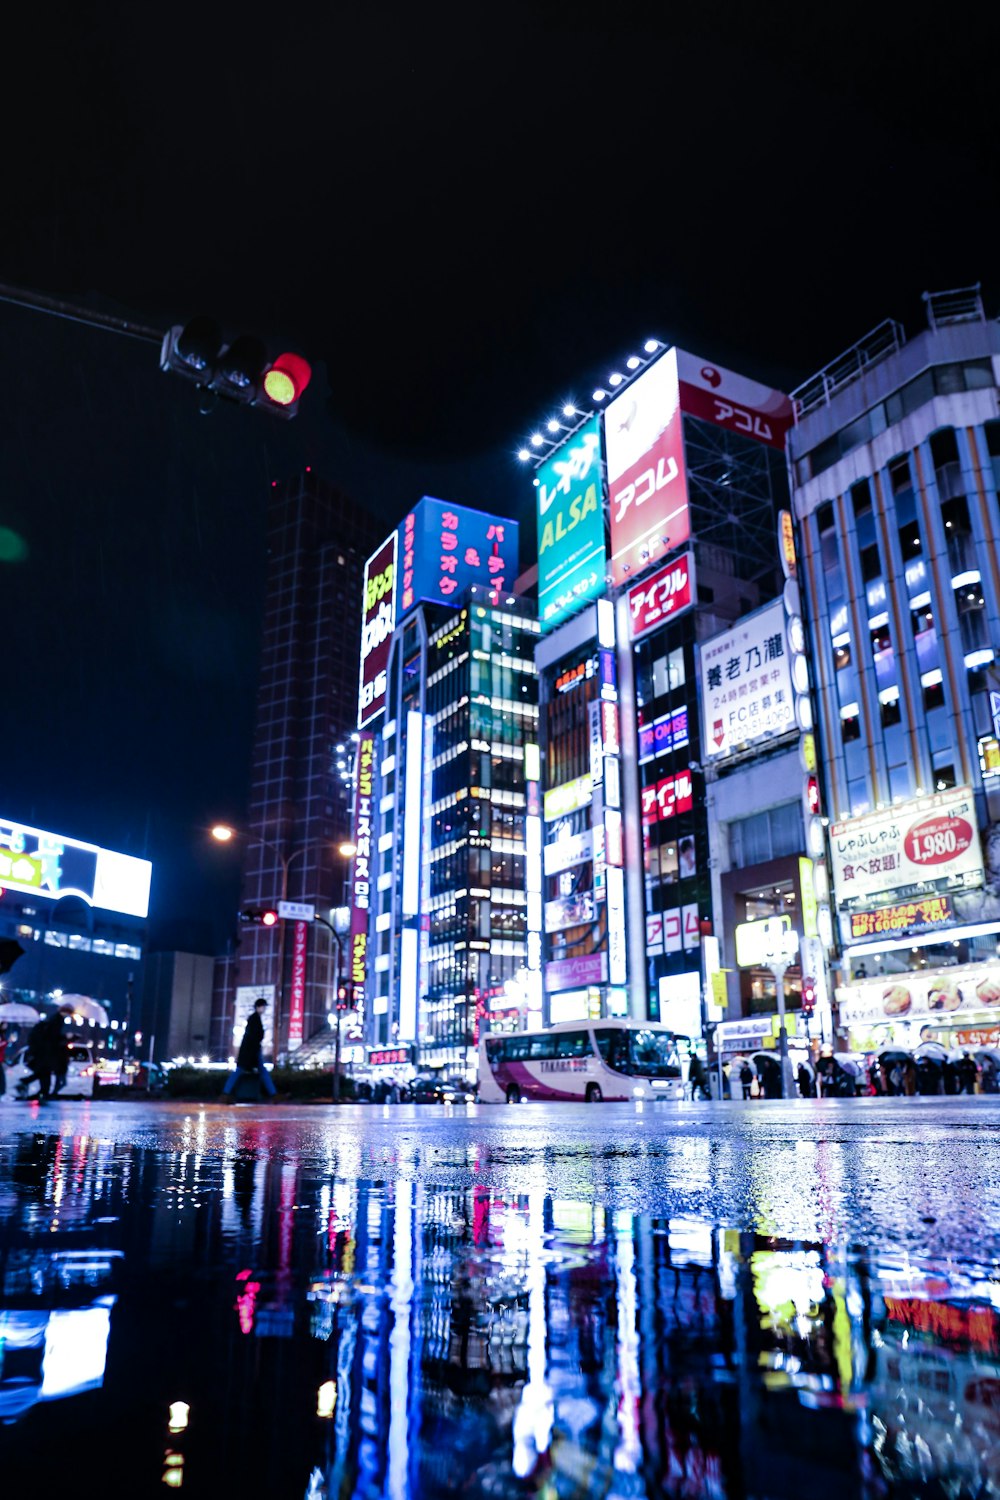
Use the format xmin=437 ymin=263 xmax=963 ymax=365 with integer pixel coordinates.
xmin=788 ymin=286 xmax=1000 ymax=1054
xmin=212 ymin=471 xmax=383 ymax=1057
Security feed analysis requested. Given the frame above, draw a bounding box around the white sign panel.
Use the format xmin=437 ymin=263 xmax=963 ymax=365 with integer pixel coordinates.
xmin=699 ymin=600 xmax=794 ymax=760
xmin=646 ymin=913 xmax=664 ymax=955
xmin=278 ymin=900 xmax=315 ymax=922
xmin=543 ymin=828 xmax=593 ymax=877
xmin=0 ymin=817 xmax=152 ymax=919
xmin=830 ymin=786 xmax=984 ymax=911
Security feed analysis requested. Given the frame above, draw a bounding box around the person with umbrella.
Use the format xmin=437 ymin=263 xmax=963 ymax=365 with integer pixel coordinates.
xmin=17 ymin=1006 xmax=73 ymax=1103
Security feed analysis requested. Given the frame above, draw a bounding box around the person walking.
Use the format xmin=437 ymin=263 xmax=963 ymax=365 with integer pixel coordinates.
xmin=223 ymin=998 xmax=277 ymax=1102
xmin=957 ymin=1051 xmax=979 ymax=1095
xmin=18 ymin=1010 xmax=69 ymax=1103
xmin=739 ymin=1061 xmax=754 ymax=1100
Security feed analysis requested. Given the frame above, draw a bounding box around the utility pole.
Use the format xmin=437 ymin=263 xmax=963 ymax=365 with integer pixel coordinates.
xmin=313 ymin=913 xmax=345 ymax=1102
xmin=761 ymin=918 xmax=798 ymax=1099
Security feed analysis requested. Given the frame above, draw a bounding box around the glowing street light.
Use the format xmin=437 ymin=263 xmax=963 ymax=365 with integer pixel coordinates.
xmin=211 ymin=824 xmax=235 ymax=842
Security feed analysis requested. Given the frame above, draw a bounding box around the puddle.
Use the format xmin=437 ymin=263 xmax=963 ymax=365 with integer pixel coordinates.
xmin=1 ymin=1128 xmax=999 ymax=1496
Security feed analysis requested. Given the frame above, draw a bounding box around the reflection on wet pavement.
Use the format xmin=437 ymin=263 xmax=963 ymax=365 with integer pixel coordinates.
xmin=0 ymin=1109 xmax=999 ymax=1497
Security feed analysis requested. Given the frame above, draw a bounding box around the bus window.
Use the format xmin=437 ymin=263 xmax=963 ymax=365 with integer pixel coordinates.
xmin=529 ymin=1034 xmax=558 ymax=1060
xmin=595 ymin=1030 xmax=628 ymax=1071
xmin=630 ymin=1029 xmax=681 ymax=1075
xmin=555 ymin=1030 xmax=589 ymax=1059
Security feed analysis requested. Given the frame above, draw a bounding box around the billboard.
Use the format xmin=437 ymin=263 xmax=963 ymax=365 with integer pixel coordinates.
xmin=699 ymin=600 xmax=794 ymax=760
xmin=287 ymin=920 xmax=308 ymax=1052
xmin=675 ymin=349 xmax=793 ymax=450
xmin=830 ymin=787 xmax=984 ymax=913
xmin=358 ymin=532 xmax=397 ymax=727
xmin=605 ymin=349 xmax=690 ymax=587
xmin=348 ymin=731 xmax=376 ymax=992
xmin=836 ymin=959 xmax=1000 ymax=1027
xmin=627 ymin=551 xmax=694 ymax=640
xmin=397 ymin=496 xmax=518 ymax=617
xmin=0 ymin=818 xmax=151 ymax=919
xmin=536 ymin=416 xmax=606 ymax=632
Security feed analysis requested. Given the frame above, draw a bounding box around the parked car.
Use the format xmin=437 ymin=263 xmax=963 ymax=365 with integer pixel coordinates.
xmin=406 ymin=1074 xmax=465 ymax=1104
xmin=8 ymin=1042 xmax=97 ymax=1100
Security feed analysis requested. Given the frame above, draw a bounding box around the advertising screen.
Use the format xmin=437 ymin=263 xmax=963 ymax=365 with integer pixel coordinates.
xmin=699 ymin=600 xmax=794 ymax=760
xmin=397 ymin=496 xmax=518 ymax=617
xmin=536 ymin=416 xmax=606 ymax=632
xmin=605 ymin=349 xmax=690 ymax=587
xmin=675 ymin=349 xmax=793 ymax=450
xmin=358 ymin=532 xmax=397 ymax=727
xmin=830 ymin=787 xmax=984 ymax=912
xmin=0 ymin=818 xmax=152 ymax=918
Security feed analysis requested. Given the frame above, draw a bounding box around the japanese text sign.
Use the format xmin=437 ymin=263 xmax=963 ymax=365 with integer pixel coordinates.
xmin=396 ymin=496 xmax=519 ymax=617
xmin=0 ymin=816 xmax=151 ymax=919
xmin=358 ymin=532 xmax=397 ymax=727
xmin=536 ymin=415 xmax=606 ymax=632
xmin=848 ymin=895 xmax=954 ymax=943
xmin=830 ymin=787 xmax=984 ymax=911
xmin=604 ymin=349 xmax=690 ymax=588
xmin=627 ymin=551 xmax=694 ymax=639
xmin=699 ymin=600 xmax=793 ymax=760
xmin=349 ymin=731 xmax=376 ymax=990
xmin=674 ymin=349 xmax=793 ymax=451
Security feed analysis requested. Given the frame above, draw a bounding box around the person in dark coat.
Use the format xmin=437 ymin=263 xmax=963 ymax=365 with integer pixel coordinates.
xmin=957 ymin=1051 xmax=978 ymax=1094
xmin=223 ymin=998 xmax=277 ymax=1101
xmin=18 ymin=1011 xmax=69 ymax=1102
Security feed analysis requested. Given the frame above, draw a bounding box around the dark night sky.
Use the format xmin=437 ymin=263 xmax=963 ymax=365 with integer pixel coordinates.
xmin=1 ymin=5 xmax=997 ymax=951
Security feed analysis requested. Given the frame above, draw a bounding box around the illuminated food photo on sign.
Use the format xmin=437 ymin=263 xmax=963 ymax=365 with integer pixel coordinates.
xmin=830 ymin=787 xmax=984 ymax=911
xmin=535 ymin=416 xmax=606 ymax=632
xmin=605 ymin=349 xmax=690 ymax=588
xmin=358 ymin=532 xmax=397 ymax=727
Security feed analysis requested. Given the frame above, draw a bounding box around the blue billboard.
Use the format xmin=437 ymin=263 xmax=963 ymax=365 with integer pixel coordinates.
xmin=535 ymin=416 xmax=606 ymax=633
xmin=396 ymin=497 xmax=519 ymax=618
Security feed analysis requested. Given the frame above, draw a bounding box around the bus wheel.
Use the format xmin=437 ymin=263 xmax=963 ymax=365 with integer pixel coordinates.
xmin=585 ymin=1084 xmax=603 ymax=1103
xmin=506 ymin=1084 xmax=521 ymax=1104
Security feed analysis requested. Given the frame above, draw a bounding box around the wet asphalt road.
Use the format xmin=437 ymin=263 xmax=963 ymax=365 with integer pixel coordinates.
xmin=3 ymin=1095 xmax=1000 ymax=1498
xmin=2 ymin=1094 xmax=999 ymax=1258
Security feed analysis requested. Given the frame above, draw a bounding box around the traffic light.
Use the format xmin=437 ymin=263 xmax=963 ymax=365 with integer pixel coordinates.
xmin=240 ymin=907 xmax=280 ymax=927
xmin=336 ymin=984 xmax=355 ymax=1011
xmin=801 ymin=977 xmax=816 ymax=1017
xmin=161 ymin=318 xmax=312 ymax=419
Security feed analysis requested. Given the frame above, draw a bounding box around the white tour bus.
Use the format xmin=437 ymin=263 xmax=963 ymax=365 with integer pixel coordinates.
xmin=478 ymin=1020 xmax=690 ymax=1103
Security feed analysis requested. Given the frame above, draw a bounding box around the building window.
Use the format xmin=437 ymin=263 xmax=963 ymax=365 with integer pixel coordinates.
xmin=728 ymin=803 xmax=803 ymax=867
xmin=842 ymin=711 xmax=862 ymax=743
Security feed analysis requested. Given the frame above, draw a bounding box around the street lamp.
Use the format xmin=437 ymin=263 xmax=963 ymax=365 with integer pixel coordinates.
xmin=211 ymin=823 xmax=310 ymax=1059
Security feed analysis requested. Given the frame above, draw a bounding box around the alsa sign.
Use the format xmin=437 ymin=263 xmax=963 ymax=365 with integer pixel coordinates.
xmin=605 ymin=349 xmax=690 ymax=588
xmin=536 ymin=416 xmax=606 ymax=632
xmin=358 ymin=532 xmax=397 ymax=727
xmin=628 ymin=553 xmax=694 ymax=640
xmin=675 ymin=350 xmax=793 ymax=451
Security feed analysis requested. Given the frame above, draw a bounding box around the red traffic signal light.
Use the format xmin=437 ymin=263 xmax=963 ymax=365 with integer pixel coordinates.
xmin=262 ymin=352 xmax=312 ymax=409
xmin=805 ymin=775 xmax=821 ymax=816
xmin=336 ymin=984 xmax=355 ymax=1011
xmin=801 ymin=976 xmax=816 ymax=1015
xmin=162 ymin=322 xmax=311 ymax=420
xmin=240 ymin=907 xmax=280 ymax=927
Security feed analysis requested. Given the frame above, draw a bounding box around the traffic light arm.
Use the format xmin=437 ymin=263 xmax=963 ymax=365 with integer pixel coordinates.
xmin=0 ymin=279 xmax=163 ymax=344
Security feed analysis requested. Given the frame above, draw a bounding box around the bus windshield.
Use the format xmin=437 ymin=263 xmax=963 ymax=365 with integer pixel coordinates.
xmin=630 ymin=1029 xmax=682 ymax=1076
xmin=596 ymin=1028 xmax=683 ymax=1077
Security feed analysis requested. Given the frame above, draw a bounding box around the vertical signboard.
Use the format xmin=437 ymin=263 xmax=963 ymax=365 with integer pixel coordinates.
xmin=287 ymin=920 xmax=308 ymax=1052
xmin=349 ymin=731 xmax=376 ymax=993
xmin=358 ymin=532 xmax=397 ymax=727
xmin=536 ymin=415 xmax=606 ymax=632
xmin=605 ymin=348 xmax=690 ymax=587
